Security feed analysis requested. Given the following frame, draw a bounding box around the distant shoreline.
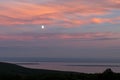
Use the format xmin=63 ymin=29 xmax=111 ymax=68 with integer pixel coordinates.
xmin=65 ymin=64 xmax=120 ymax=67
xmin=15 ymin=62 xmax=120 ymax=67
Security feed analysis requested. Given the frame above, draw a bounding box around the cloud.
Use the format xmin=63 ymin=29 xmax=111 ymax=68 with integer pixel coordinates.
xmin=0 ymin=32 xmax=119 ymax=41
xmin=0 ymin=0 xmax=120 ymax=27
xmin=0 ymin=34 xmax=34 ymax=41
xmin=91 ymin=17 xmax=120 ymax=24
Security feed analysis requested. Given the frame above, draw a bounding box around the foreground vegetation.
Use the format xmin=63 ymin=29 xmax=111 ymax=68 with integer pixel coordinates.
xmin=0 ymin=62 xmax=120 ymax=80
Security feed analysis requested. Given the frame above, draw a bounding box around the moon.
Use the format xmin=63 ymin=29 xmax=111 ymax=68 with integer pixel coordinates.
xmin=41 ymin=25 xmax=45 ymax=29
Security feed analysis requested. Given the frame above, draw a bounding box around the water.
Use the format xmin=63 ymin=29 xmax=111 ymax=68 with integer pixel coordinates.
xmin=0 ymin=57 xmax=120 ymax=73
xmin=15 ymin=62 xmax=120 ymax=73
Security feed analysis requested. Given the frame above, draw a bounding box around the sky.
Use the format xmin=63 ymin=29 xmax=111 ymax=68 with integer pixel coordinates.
xmin=0 ymin=0 xmax=120 ymax=59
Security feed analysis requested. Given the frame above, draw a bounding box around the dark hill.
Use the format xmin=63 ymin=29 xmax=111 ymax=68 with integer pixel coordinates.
xmin=0 ymin=62 xmax=120 ymax=80
xmin=0 ymin=62 xmax=33 ymax=74
xmin=0 ymin=62 xmax=70 ymax=75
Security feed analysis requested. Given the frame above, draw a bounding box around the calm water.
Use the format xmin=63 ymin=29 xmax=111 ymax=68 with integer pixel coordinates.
xmin=1 ymin=57 xmax=120 ymax=73
xmin=14 ymin=62 xmax=120 ymax=73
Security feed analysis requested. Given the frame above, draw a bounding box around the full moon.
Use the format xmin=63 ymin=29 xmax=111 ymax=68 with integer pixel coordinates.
xmin=41 ymin=25 xmax=45 ymax=29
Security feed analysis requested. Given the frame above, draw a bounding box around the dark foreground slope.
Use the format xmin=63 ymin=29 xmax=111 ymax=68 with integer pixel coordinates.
xmin=0 ymin=62 xmax=120 ymax=80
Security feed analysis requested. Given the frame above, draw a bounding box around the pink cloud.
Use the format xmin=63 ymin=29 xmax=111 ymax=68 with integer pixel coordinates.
xmin=0 ymin=32 xmax=119 ymax=41
xmin=0 ymin=0 xmax=120 ymax=27
xmin=91 ymin=17 xmax=120 ymax=24
xmin=0 ymin=34 xmax=34 ymax=41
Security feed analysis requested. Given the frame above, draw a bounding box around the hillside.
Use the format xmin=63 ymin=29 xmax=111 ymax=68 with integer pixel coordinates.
xmin=0 ymin=62 xmax=120 ymax=80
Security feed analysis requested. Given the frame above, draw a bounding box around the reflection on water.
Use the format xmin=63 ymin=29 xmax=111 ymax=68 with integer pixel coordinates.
xmin=14 ymin=62 xmax=120 ymax=73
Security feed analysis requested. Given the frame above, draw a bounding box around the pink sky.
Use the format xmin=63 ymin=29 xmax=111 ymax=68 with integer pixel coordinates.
xmin=0 ymin=0 xmax=120 ymax=58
